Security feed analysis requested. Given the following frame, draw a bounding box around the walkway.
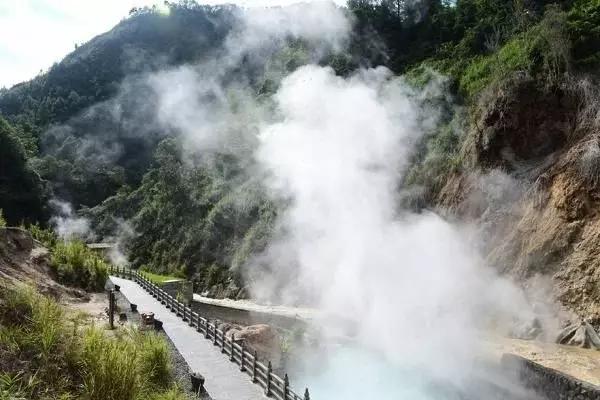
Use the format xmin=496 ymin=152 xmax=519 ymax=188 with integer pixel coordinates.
xmin=110 ymin=276 xmax=267 ymax=400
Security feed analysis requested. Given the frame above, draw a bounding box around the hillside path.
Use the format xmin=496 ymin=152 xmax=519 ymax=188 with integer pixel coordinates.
xmin=110 ymin=276 xmax=268 ymax=400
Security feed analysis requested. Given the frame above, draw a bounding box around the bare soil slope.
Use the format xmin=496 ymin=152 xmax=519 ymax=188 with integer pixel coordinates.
xmin=0 ymin=227 xmax=88 ymax=300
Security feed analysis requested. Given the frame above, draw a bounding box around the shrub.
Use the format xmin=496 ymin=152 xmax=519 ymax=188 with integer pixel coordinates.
xmin=460 ymin=6 xmax=570 ymax=98
xmin=0 ymin=210 xmax=5 ymax=228
xmin=50 ymin=241 xmax=109 ymax=291
xmin=27 ymin=223 xmax=58 ymax=249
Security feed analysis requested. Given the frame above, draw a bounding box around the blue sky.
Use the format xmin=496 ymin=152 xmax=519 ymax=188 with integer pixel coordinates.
xmin=0 ymin=0 xmax=344 ymax=89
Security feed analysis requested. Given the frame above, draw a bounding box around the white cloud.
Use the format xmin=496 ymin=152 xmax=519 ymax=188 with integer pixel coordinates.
xmin=0 ymin=0 xmax=345 ymax=89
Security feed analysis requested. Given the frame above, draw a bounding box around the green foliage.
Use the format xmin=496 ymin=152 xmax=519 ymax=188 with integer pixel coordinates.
xmin=460 ymin=34 xmax=534 ymax=97
xmin=136 ymin=332 xmax=172 ymax=390
xmin=80 ymin=327 xmax=139 ymax=400
xmin=0 ymin=116 xmax=47 ymax=225
xmin=27 ymin=222 xmax=58 ymax=249
xmin=50 ymin=241 xmax=109 ymax=291
xmin=460 ymin=6 xmax=570 ymax=97
xmin=80 ymin=328 xmax=176 ymax=400
xmin=0 ymin=284 xmax=183 ymax=400
xmin=0 ymin=210 xmax=5 ymax=228
xmin=0 ymin=285 xmax=78 ymax=399
xmin=568 ymin=0 xmax=600 ymax=68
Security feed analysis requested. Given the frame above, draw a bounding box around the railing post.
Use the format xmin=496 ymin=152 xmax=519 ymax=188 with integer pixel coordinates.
xmin=265 ymin=361 xmax=272 ymax=397
xmin=108 ymin=290 xmax=115 ymax=329
xmin=240 ymin=341 xmax=245 ymax=371
xmin=283 ymin=374 xmax=289 ymax=399
xmin=252 ymin=351 xmax=257 ymax=383
xmin=304 ymin=388 xmax=310 ymax=400
xmin=221 ymin=331 xmax=226 ymax=354
xmin=204 ymin=320 xmax=210 ymax=339
xmin=213 ymin=325 xmax=217 ymax=346
xmin=230 ymin=333 xmax=235 ymax=361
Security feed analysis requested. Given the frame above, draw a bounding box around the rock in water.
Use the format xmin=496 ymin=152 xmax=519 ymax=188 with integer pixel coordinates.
xmin=556 ymin=321 xmax=600 ymax=349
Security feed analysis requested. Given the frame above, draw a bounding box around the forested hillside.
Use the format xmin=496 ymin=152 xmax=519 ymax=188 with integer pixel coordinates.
xmin=1 ymin=0 xmax=600 ymax=314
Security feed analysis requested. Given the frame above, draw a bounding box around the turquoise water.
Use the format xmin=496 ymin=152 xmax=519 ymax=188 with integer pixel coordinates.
xmin=301 ymin=348 xmax=467 ymax=400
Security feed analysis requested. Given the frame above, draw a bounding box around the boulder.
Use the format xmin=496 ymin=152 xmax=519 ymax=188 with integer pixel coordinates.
xmin=225 ymin=324 xmax=280 ymax=356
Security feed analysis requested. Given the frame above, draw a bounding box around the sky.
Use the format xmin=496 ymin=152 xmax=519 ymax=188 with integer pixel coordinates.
xmin=0 ymin=0 xmax=345 ymax=89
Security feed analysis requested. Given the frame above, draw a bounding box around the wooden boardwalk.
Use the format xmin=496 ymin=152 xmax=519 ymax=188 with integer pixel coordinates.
xmin=110 ymin=276 xmax=268 ymax=400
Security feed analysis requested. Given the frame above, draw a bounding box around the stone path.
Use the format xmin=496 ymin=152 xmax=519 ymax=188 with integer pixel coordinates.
xmin=110 ymin=276 xmax=267 ymax=400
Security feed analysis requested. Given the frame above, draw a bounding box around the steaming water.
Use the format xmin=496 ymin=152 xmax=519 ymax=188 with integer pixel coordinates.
xmin=306 ymin=347 xmax=459 ymax=400
xmin=300 ymin=346 xmax=534 ymax=400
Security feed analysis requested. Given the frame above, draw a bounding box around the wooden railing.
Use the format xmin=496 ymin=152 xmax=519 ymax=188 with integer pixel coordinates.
xmin=109 ymin=265 xmax=311 ymax=400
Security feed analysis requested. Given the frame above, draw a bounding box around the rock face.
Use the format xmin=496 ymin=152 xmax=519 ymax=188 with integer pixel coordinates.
xmin=437 ymin=75 xmax=600 ymax=321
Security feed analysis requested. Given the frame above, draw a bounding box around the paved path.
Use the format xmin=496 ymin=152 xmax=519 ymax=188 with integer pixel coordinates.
xmin=110 ymin=276 xmax=267 ymax=400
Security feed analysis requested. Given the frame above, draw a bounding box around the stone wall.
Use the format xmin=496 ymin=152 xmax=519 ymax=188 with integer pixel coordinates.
xmin=501 ymin=354 xmax=600 ymax=400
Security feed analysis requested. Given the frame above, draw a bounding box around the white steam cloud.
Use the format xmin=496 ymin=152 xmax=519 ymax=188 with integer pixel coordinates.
xmin=252 ymin=65 xmax=539 ymax=397
xmin=49 ymin=199 xmax=92 ymax=240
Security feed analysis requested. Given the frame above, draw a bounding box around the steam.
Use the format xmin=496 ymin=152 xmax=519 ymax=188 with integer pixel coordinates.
xmin=251 ymin=65 xmax=539 ymax=397
xmin=106 ymin=218 xmax=136 ymax=267
xmin=49 ymin=199 xmax=92 ymax=240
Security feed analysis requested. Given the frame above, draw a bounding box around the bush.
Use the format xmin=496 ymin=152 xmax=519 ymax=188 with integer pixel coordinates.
xmin=50 ymin=241 xmax=109 ymax=291
xmin=460 ymin=6 xmax=570 ymax=98
xmin=27 ymin=223 xmax=58 ymax=249
xmin=0 ymin=210 xmax=5 ymax=228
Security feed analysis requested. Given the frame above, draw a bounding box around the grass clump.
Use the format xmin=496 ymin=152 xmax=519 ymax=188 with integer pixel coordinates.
xmin=80 ymin=327 xmax=178 ymax=400
xmin=0 ymin=283 xmax=189 ymax=400
xmin=51 ymin=241 xmax=109 ymax=291
xmin=0 ymin=285 xmax=79 ymax=399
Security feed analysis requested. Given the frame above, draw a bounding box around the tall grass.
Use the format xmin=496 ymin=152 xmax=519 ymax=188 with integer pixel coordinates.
xmin=0 ymin=285 xmax=77 ymax=399
xmin=137 ymin=332 xmax=172 ymax=390
xmin=0 ymin=284 xmax=187 ymax=400
xmin=51 ymin=241 xmax=109 ymax=291
xmin=81 ymin=327 xmax=140 ymax=400
xmin=27 ymin=222 xmax=57 ymax=249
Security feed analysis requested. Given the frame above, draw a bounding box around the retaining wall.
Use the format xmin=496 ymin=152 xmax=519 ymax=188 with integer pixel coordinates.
xmin=501 ymin=354 xmax=600 ymax=400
